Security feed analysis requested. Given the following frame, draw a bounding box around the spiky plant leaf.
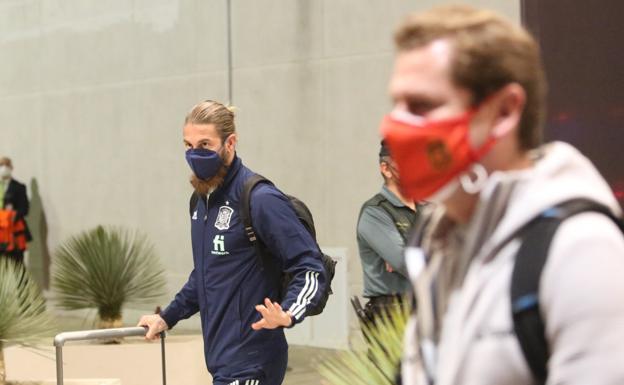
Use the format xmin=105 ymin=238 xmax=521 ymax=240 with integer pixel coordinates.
xmin=52 ymin=226 xmax=167 ymax=320
xmin=318 ymin=299 xmax=410 ymax=385
xmin=0 ymin=258 xmax=55 ymax=347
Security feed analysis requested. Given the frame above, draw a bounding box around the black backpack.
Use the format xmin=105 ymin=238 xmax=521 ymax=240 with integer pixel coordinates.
xmin=189 ymin=175 xmax=337 ymax=317
xmin=511 ymin=198 xmax=624 ymax=384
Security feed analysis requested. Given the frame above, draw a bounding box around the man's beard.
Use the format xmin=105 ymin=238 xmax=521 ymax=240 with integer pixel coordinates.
xmin=190 ymin=163 xmax=229 ymax=196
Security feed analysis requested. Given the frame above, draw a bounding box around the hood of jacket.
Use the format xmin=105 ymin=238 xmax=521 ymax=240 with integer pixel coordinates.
xmin=473 ymin=141 xmax=621 ymax=265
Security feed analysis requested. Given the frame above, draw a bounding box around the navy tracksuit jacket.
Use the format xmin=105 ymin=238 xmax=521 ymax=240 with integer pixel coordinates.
xmin=160 ymin=156 xmax=326 ymax=385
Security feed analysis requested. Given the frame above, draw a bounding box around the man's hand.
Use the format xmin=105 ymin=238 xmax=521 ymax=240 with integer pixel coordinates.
xmin=385 ymin=262 xmax=394 ymax=273
xmin=251 ymin=298 xmax=293 ymax=330
xmin=137 ymin=314 xmax=169 ymax=340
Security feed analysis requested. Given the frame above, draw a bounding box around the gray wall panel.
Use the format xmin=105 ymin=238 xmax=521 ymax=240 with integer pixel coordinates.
xmin=0 ymin=0 xmax=519 ymax=345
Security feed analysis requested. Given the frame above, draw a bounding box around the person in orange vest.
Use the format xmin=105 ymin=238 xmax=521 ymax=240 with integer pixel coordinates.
xmin=0 ymin=157 xmax=31 ymax=264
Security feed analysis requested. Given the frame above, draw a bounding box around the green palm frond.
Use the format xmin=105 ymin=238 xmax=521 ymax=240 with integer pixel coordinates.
xmin=52 ymin=226 xmax=167 ymax=320
xmin=318 ymin=301 xmax=410 ymax=385
xmin=0 ymin=258 xmax=55 ymax=347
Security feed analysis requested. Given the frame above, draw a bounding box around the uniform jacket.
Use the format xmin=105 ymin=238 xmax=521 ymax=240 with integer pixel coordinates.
xmin=357 ymin=185 xmax=413 ymax=296
xmin=161 ymin=155 xmax=326 ymax=375
xmin=403 ymin=142 xmax=624 ymax=385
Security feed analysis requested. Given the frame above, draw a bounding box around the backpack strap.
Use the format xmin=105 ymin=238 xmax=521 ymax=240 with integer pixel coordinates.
xmin=359 ymin=193 xmax=418 ymax=242
xmin=240 ymin=174 xmax=274 ymax=268
xmin=378 ymin=198 xmax=419 ymax=242
xmin=511 ymin=198 xmax=624 ymax=384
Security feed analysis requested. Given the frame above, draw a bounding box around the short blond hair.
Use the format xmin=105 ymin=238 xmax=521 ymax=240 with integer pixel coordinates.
xmin=185 ymin=100 xmax=236 ymax=142
xmin=395 ymin=5 xmax=546 ymax=150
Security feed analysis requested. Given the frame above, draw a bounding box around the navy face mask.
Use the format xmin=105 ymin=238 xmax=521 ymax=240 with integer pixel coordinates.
xmin=185 ymin=147 xmax=224 ymax=180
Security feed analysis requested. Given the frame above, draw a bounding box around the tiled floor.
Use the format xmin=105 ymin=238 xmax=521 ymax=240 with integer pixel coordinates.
xmin=284 ymin=346 xmax=340 ymax=385
xmin=4 ymin=335 xmax=342 ymax=385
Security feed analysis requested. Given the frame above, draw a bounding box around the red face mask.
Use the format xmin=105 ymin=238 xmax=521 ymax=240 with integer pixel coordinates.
xmin=380 ymin=109 xmax=495 ymax=201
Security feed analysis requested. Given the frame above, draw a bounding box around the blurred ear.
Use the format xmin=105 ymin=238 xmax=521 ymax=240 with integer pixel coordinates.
xmin=470 ymin=83 xmax=526 ymax=148
xmin=490 ymin=83 xmax=526 ymax=139
xmin=380 ymin=161 xmax=392 ymax=180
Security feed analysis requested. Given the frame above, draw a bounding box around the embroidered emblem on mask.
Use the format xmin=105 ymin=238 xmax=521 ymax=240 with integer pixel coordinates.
xmin=215 ymin=206 xmax=234 ymax=230
xmin=426 ymin=140 xmax=452 ymax=170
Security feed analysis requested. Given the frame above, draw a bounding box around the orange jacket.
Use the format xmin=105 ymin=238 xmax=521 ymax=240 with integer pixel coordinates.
xmin=0 ymin=209 xmax=27 ymax=252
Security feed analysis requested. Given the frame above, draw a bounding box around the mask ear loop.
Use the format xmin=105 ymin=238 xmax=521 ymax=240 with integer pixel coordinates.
xmin=460 ymin=163 xmax=488 ymax=194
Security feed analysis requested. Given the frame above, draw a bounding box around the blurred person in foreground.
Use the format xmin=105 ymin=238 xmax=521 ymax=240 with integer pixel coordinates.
xmin=381 ymin=5 xmax=624 ymax=385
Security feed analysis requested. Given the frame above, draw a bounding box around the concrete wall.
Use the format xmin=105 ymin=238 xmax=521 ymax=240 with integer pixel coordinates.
xmin=0 ymin=0 xmax=519 ymax=346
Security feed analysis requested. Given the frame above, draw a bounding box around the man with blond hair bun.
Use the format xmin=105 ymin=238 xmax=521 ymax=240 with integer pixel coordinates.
xmin=138 ymin=100 xmax=326 ymax=385
xmin=381 ymin=5 xmax=624 ymax=385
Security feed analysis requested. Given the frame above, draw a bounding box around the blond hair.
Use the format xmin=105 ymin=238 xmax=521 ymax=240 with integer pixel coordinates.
xmin=185 ymin=100 xmax=236 ymax=142
xmin=395 ymin=5 xmax=546 ymax=150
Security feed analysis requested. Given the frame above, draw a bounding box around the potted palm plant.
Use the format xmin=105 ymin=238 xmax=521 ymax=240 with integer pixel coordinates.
xmin=318 ymin=301 xmax=410 ymax=385
xmin=52 ymin=226 xmax=167 ymax=331
xmin=0 ymin=258 xmax=54 ymax=385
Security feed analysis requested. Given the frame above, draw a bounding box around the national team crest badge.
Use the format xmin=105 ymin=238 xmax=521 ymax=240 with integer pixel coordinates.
xmin=215 ymin=206 xmax=234 ymax=230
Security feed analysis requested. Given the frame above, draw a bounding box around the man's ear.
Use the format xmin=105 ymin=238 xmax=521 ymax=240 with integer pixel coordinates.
xmin=491 ymin=83 xmax=526 ymax=139
xmin=226 ymin=133 xmax=238 ymax=152
xmin=379 ymin=161 xmax=392 ymax=180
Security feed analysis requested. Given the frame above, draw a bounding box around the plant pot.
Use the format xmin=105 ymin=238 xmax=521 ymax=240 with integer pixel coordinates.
xmin=0 ymin=341 xmax=5 ymax=385
xmin=96 ymin=316 xmax=124 ymax=344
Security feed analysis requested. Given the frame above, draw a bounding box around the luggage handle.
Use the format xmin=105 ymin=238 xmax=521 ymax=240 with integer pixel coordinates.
xmin=54 ymin=326 xmax=166 ymax=385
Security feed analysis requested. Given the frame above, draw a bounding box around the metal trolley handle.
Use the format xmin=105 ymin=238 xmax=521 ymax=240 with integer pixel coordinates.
xmin=54 ymin=326 xmax=166 ymax=385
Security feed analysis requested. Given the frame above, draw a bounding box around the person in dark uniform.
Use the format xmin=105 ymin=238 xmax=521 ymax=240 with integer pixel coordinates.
xmin=0 ymin=157 xmax=31 ymax=264
xmin=138 ymin=100 xmax=327 ymax=385
xmin=356 ymin=141 xmax=420 ymax=322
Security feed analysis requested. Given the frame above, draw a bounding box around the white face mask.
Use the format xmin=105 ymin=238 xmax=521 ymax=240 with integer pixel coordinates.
xmin=0 ymin=165 xmax=11 ymax=179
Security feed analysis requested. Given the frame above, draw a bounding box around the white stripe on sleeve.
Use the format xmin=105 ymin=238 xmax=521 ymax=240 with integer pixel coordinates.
xmin=288 ymin=271 xmax=313 ymax=316
xmin=294 ymin=272 xmax=318 ymax=319
xmin=291 ymin=271 xmax=320 ymax=319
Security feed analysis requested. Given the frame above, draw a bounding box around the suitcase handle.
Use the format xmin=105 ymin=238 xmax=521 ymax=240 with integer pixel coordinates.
xmin=54 ymin=326 xmax=166 ymax=385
